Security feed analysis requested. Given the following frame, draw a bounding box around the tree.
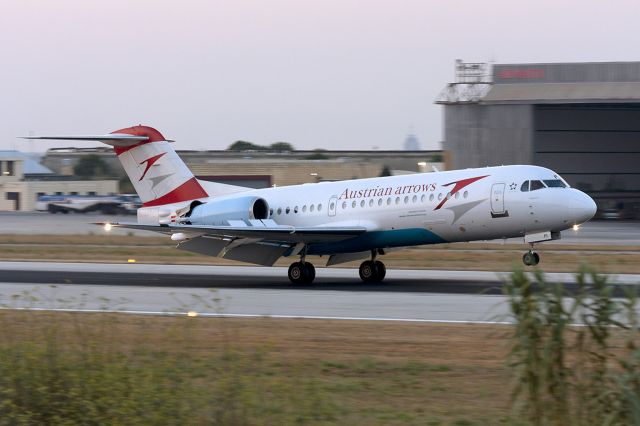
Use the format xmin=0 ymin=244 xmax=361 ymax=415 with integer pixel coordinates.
xmin=227 ymin=141 xmax=265 ymax=151
xmin=73 ymin=155 xmax=111 ymax=179
xmin=305 ymin=149 xmax=329 ymax=160
xmin=269 ymin=142 xmax=294 ymax=152
xmin=379 ymin=165 xmax=392 ymax=177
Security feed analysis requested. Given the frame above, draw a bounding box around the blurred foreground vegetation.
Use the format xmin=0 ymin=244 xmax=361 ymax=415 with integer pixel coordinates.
xmin=505 ymin=267 xmax=640 ymax=425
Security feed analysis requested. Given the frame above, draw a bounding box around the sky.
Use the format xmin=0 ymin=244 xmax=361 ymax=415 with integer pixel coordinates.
xmin=1 ymin=0 xmax=639 ymax=152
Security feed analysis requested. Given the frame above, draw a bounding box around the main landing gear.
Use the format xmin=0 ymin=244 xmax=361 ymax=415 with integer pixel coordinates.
xmin=359 ymin=250 xmax=386 ymax=283
xmin=288 ymin=261 xmax=316 ymax=284
xmin=522 ymin=247 xmax=540 ymax=266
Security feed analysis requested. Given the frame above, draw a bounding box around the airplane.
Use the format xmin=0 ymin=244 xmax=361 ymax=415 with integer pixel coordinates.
xmin=27 ymin=125 xmax=597 ymax=284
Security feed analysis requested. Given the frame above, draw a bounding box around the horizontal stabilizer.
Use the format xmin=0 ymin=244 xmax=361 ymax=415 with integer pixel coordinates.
xmin=21 ymin=134 xmax=162 ymax=147
xmin=96 ymin=222 xmax=366 ymax=244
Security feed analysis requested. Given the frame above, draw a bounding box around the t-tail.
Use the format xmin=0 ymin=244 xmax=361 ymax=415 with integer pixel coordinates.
xmin=25 ymin=125 xmax=246 ymax=207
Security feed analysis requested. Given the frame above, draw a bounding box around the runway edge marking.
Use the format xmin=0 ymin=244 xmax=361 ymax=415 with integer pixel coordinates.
xmin=1 ymin=306 xmax=515 ymax=325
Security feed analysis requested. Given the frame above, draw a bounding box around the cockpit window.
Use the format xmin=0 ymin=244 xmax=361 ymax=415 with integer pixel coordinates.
xmin=520 ymin=181 xmax=529 ymax=192
xmin=530 ymin=180 xmax=546 ymax=191
xmin=543 ymin=179 xmax=566 ymax=188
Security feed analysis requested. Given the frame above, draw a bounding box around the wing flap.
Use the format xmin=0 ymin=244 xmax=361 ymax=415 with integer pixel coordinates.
xmin=96 ymin=222 xmax=366 ymax=244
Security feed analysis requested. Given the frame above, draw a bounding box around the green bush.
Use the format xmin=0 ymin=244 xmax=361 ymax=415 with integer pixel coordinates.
xmin=504 ymin=266 xmax=640 ymax=426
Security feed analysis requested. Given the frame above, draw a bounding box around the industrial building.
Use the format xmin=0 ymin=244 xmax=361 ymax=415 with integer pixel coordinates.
xmin=0 ymin=151 xmax=117 ymax=211
xmin=438 ymin=60 xmax=640 ymax=218
xmin=42 ymin=149 xmax=443 ymax=188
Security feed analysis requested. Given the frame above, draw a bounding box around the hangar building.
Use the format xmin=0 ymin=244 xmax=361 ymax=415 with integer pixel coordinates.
xmin=438 ymin=61 xmax=640 ymax=217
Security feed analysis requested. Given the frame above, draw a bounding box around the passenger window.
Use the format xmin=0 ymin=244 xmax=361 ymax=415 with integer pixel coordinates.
xmin=368 ymin=199 xmax=373 ymax=207
xmin=318 ymin=204 xmax=322 ymax=211
xmin=294 ymin=206 xmax=299 ymax=213
xmin=329 ymin=203 xmax=334 ymax=211
xmin=302 ymin=205 xmax=307 ymax=212
xmin=429 ymin=194 xmax=434 ymax=201
xmin=360 ymin=200 xmax=365 ymax=207
xmin=286 ymin=207 xmax=290 ymax=214
xmin=412 ymin=195 xmax=417 ymax=203
xmin=521 ymin=181 xmax=529 ymax=192
xmin=395 ymin=197 xmax=400 ymax=204
xmin=341 ymin=201 xmax=346 ymax=209
xmin=463 ymin=191 xmax=468 ymax=198
xmin=404 ymin=196 xmax=409 ymax=204
xmin=352 ymin=200 xmax=356 ymax=208
xmin=438 ymin=193 xmax=443 ymax=200
xmin=378 ymin=198 xmax=383 ymax=206
xmin=310 ymin=205 xmax=315 ymax=212
xmin=421 ymin=194 xmax=425 ymax=202
xmin=387 ymin=198 xmax=391 ymax=205
xmin=530 ymin=180 xmax=545 ymax=191
xmin=277 ymin=208 xmax=282 ymax=215
xmin=269 ymin=208 xmax=273 ymax=217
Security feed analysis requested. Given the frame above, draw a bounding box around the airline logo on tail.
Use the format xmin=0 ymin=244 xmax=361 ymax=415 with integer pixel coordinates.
xmin=139 ymin=152 xmax=167 ymax=181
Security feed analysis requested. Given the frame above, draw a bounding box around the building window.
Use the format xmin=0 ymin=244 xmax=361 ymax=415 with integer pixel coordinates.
xmin=88 ymin=191 xmax=96 ymax=196
xmin=6 ymin=161 xmax=14 ymax=176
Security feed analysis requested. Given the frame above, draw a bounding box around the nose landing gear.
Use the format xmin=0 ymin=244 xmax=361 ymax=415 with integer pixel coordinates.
xmin=359 ymin=250 xmax=387 ymax=283
xmin=522 ymin=250 xmax=540 ymax=266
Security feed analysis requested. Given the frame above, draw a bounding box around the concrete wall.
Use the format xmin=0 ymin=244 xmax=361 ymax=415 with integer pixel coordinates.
xmin=443 ymin=104 xmax=533 ymax=169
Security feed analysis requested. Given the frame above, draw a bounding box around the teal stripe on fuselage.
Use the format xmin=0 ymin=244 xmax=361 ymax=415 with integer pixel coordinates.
xmin=307 ymin=228 xmax=447 ymax=255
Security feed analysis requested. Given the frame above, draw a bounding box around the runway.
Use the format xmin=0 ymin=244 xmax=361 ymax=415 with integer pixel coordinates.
xmin=1 ymin=262 xmax=639 ymax=323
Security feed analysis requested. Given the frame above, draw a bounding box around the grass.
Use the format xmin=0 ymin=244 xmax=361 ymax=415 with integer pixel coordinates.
xmin=0 ymin=311 xmax=512 ymax=425
xmin=3 ymin=234 xmax=640 ymax=273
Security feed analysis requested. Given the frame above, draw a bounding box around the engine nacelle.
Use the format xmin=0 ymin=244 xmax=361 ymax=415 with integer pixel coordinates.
xmin=186 ymin=196 xmax=269 ymax=226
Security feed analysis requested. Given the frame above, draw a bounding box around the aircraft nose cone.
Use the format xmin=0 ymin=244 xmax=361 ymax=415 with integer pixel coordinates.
xmin=571 ymin=191 xmax=597 ymax=224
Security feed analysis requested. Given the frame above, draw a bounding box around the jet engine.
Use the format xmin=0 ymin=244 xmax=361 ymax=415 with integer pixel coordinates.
xmin=185 ymin=196 xmax=269 ymax=226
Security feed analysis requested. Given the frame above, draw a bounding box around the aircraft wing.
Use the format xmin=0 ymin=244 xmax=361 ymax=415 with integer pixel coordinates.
xmin=96 ymin=222 xmax=367 ymax=244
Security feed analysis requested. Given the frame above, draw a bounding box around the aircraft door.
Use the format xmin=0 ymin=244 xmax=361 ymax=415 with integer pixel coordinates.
xmin=328 ymin=196 xmax=338 ymax=217
xmin=490 ymin=183 xmax=506 ymax=216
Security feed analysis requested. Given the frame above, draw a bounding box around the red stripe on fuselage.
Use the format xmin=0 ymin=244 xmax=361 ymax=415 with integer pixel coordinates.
xmin=112 ymin=125 xmax=167 ymax=156
xmin=142 ymin=177 xmax=208 ymax=207
xmin=434 ymin=175 xmax=489 ymax=210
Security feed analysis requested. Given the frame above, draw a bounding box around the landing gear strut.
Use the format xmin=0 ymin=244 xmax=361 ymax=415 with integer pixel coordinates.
xmin=359 ymin=250 xmax=386 ymax=283
xmin=288 ymin=248 xmax=316 ymax=284
xmin=522 ymin=249 xmax=540 ymax=266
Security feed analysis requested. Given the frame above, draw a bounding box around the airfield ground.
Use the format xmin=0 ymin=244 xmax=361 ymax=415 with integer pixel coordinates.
xmin=1 ymin=233 xmax=640 ymax=273
xmin=1 ymin=311 xmax=512 ymax=425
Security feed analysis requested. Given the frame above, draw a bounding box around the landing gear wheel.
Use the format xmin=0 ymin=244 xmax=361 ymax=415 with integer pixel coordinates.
xmin=522 ymin=251 xmax=540 ymax=266
xmin=374 ymin=261 xmax=386 ymax=282
xmin=359 ymin=260 xmax=377 ymax=282
xmin=305 ymin=262 xmax=316 ymax=283
xmin=359 ymin=260 xmax=386 ymax=283
xmin=288 ymin=262 xmax=315 ymax=284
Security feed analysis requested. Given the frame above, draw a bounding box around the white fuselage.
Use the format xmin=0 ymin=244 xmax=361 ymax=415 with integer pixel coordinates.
xmin=140 ymin=164 xmax=596 ymax=255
